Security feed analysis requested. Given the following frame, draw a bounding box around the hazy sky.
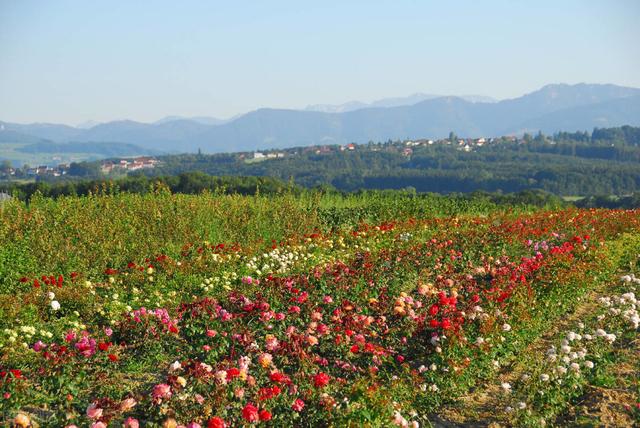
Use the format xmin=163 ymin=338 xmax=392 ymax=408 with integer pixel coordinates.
xmin=1 ymin=0 xmax=639 ymax=125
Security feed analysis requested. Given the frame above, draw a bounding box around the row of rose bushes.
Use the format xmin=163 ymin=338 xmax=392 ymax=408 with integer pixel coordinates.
xmin=501 ymin=273 xmax=640 ymax=427
xmin=1 ymin=209 xmax=639 ymax=426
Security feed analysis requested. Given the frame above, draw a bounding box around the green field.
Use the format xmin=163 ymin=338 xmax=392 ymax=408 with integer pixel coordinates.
xmin=0 ymin=142 xmax=104 ymax=167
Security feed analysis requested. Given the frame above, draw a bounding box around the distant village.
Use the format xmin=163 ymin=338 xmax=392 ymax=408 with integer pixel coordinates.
xmin=0 ymin=156 xmax=161 ymax=179
xmin=99 ymin=156 xmax=160 ymax=174
xmin=0 ymin=163 xmax=70 ymax=179
xmin=243 ymin=135 xmax=515 ymax=161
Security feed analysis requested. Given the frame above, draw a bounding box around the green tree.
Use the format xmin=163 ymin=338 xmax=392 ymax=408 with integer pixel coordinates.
xmin=0 ymin=160 xmax=12 ymax=173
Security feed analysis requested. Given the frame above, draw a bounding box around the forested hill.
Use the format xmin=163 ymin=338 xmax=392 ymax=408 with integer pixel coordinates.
xmin=140 ymin=126 xmax=640 ymax=196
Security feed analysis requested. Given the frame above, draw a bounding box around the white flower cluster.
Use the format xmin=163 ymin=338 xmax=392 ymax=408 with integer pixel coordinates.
xmin=47 ymin=291 xmax=61 ymax=311
xmin=543 ymin=327 xmax=604 ymax=382
xmin=598 ymin=289 xmax=639 ymax=330
xmin=1 ymin=326 xmax=53 ymax=349
xmin=246 ymin=246 xmax=312 ymax=275
xmin=467 ymin=305 xmax=489 ymax=321
xmin=200 ymin=271 xmax=239 ymax=293
xmin=398 ymin=232 xmax=413 ymax=242
xmin=617 ymin=291 xmax=638 ymax=329
xmin=620 ymin=273 xmax=640 ymax=284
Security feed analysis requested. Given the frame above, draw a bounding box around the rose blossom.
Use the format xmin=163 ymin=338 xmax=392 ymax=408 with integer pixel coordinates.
xmin=242 ymin=403 xmax=259 ymax=422
xmin=119 ymin=397 xmax=137 ymax=411
xmin=86 ymin=403 xmax=103 ymax=419
xmin=207 ymin=417 xmax=226 ymax=428
xmin=313 ymin=372 xmax=330 ymax=388
xmin=152 ymin=383 xmax=172 ymax=401
xmin=124 ymin=418 xmax=140 ymax=428
xmin=292 ymin=398 xmax=305 ymax=412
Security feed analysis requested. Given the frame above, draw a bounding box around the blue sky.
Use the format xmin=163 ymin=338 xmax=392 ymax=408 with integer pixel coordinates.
xmin=1 ymin=0 xmax=639 ymax=125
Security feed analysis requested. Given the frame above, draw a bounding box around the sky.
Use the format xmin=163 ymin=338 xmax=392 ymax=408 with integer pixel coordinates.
xmin=1 ymin=0 xmax=639 ymax=125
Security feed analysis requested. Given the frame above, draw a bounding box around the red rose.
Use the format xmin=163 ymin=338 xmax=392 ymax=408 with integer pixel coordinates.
xmin=292 ymin=398 xmax=305 ymax=412
xmin=207 ymin=417 xmax=226 ymax=428
xmin=258 ymin=409 xmax=272 ymax=421
xmin=226 ymin=368 xmax=240 ymax=380
xmin=269 ymin=372 xmax=290 ymax=384
xmin=429 ymin=304 xmax=439 ymax=316
xmin=242 ymin=403 xmax=259 ymax=422
xmin=288 ymin=305 xmax=301 ymax=314
xmin=313 ymin=372 xmax=330 ymax=388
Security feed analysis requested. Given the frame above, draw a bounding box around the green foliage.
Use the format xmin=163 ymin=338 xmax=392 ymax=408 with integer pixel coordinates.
xmin=575 ymin=192 xmax=640 ymax=209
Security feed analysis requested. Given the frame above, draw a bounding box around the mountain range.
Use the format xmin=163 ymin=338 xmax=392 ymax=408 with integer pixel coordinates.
xmin=2 ymin=83 xmax=640 ymax=155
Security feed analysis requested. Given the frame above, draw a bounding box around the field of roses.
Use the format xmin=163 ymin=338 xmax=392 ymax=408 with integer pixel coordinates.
xmin=0 ymin=191 xmax=639 ymax=427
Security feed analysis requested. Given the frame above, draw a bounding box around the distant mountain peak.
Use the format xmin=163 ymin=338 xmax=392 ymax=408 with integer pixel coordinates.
xmin=525 ymin=82 xmax=640 ymax=97
xmin=305 ymin=93 xmax=496 ymax=113
xmin=76 ymin=120 xmax=102 ymax=129
xmin=154 ymin=116 xmax=225 ymax=126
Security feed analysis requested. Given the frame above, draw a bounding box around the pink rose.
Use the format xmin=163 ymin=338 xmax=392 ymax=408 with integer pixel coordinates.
xmin=152 ymin=383 xmax=172 ymax=401
xmin=33 ymin=340 xmax=47 ymax=352
xmin=123 ymin=418 xmax=140 ymax=428
xmin=86 ymin=403 xmax=103 ymax=419
xmin=292 ymin=398 xmax=305 ymax=412
xmin=119 ymin=397 xmax=137 ymax=411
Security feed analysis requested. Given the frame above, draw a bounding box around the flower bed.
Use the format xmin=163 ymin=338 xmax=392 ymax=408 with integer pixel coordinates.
xmin=1 ymin=208 xmax=639 ymax=426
